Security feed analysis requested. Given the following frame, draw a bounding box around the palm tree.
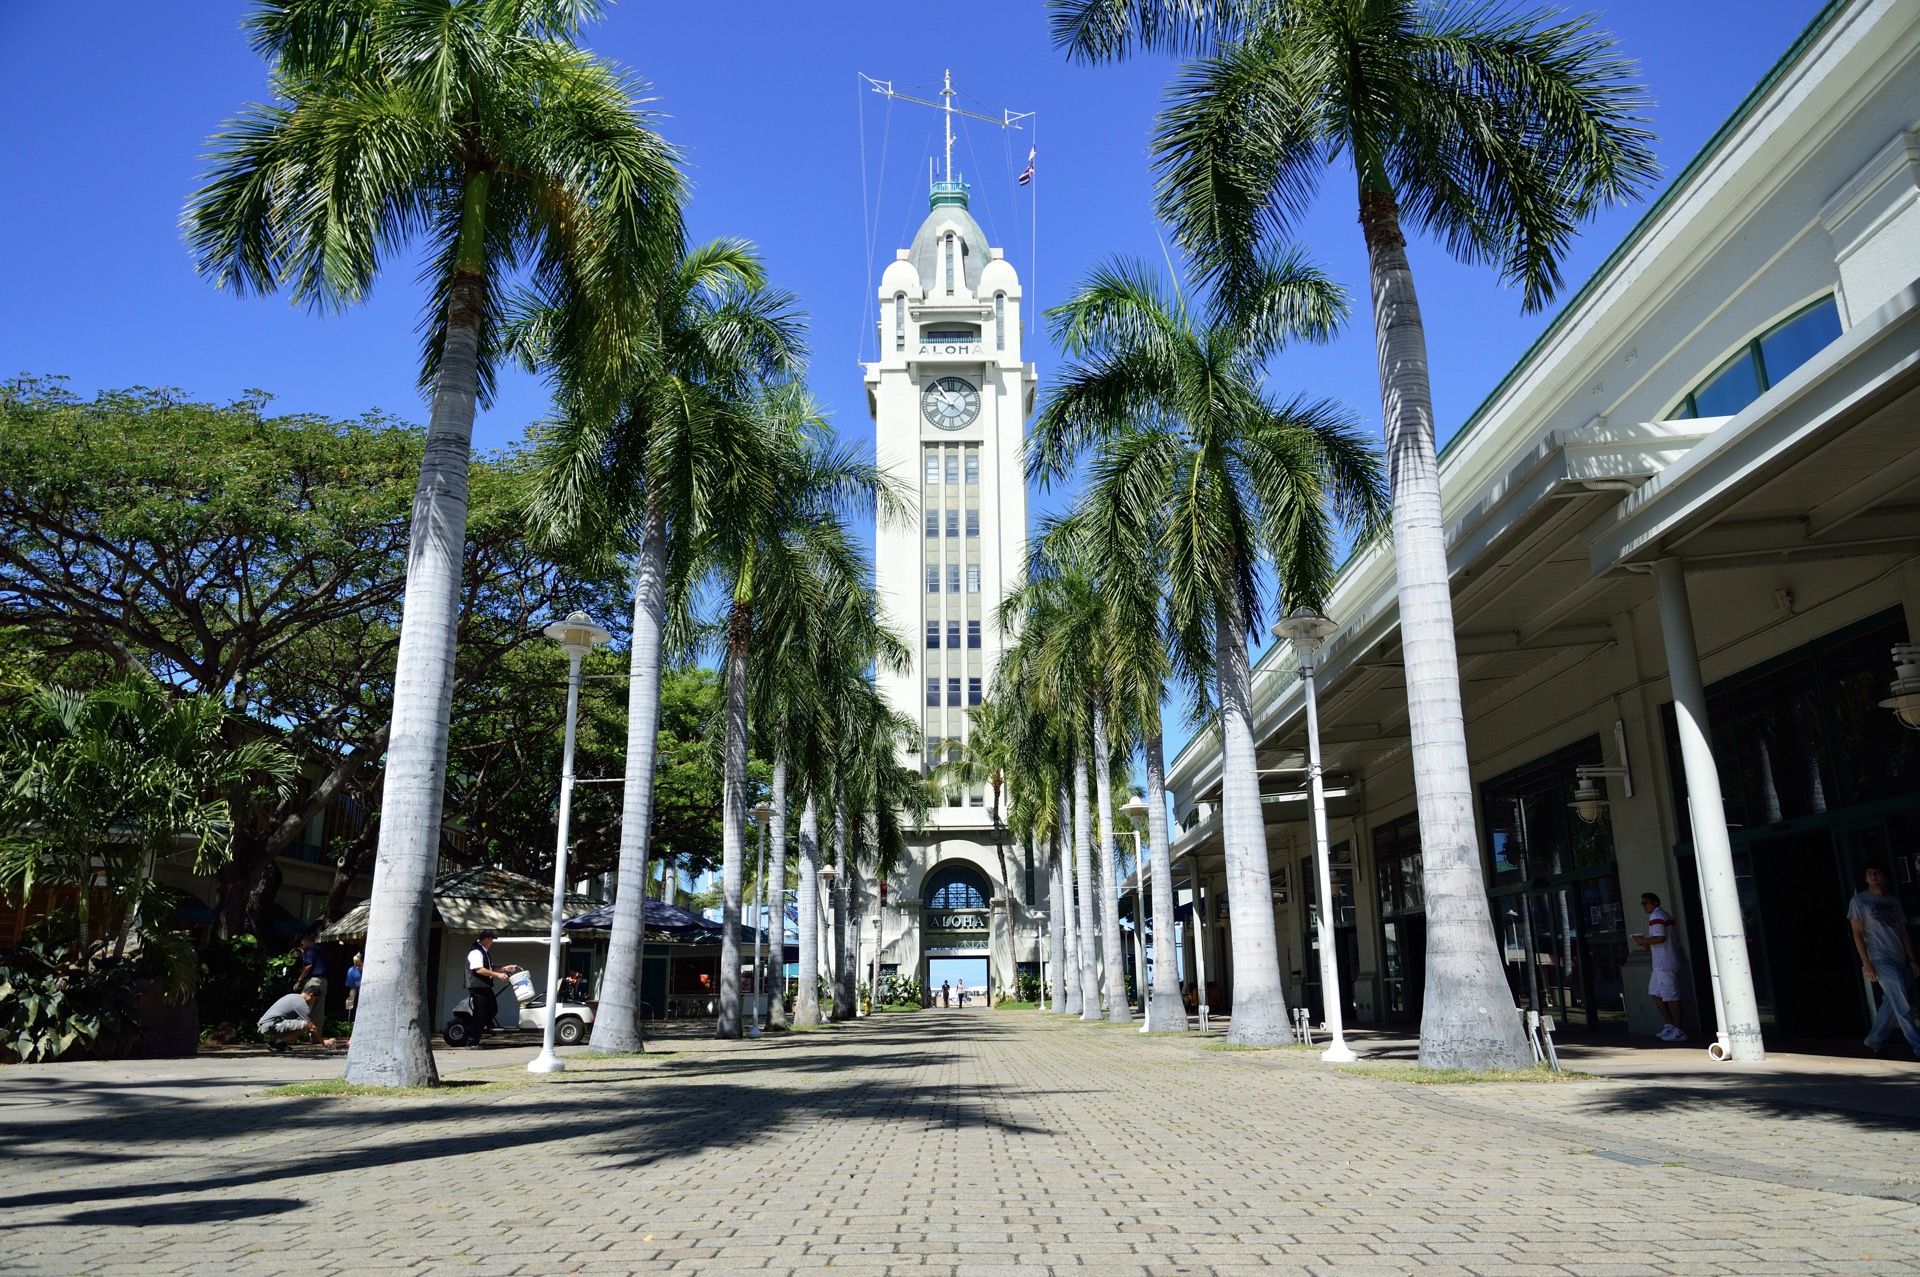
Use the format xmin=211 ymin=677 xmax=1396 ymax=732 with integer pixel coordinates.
xmin=188 ymin=0 xmax=684 ymax=1087
xmin=0 ymin=678 xmax=294 ymax=954
xmin=1044 ymin=508 xmax=1188 ymax=1029
xmin=1031 ymin=254 xmax=1386 ymax=1045
xmin=702 ymin=388 xmax=901 ymax=1038
xmin=523 ymin=239 xmax=803 ymax=1054
xmin=1052 ymin=0 xmax=1655 ymax=1068
xmin=932 ymin=697 xmax=1022 ymax=976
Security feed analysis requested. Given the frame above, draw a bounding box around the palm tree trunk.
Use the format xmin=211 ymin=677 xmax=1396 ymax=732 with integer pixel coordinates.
xmin=1143 ymin=724 xmax=1187 ymax=1032
xmin=592 ymin=498 xmax=668 ymax=1054
xmin=1072 ymin=744 xmax=1100 ymax=1021
xmin=794 ymin=795 xmax=822 ymax=1027
xmin=989 ymin=782 xmax=1015 ymax=1002
xmin=717 ymin=606 xmax=750 ymax=1039
xmin=766 ymin=750 xmax=790 ymax=1029
xmin=345 ymin=180 xmax=490 ymax=1088
xmin=1215 ymin=590 xmax=1290 ymax=1046
xmin=1057 ymin=783 xmax=1082 ymax=1015
xmin=1090 ymin=701 xmax=1131 ymax=1024
xmin=1047 ymin=839 xmax=1069 ymax=1013
xmin=830 ymin=785 xmax=853 ymax=1020
xmin=1363 ymin=188 xmax=1531 ymax=1071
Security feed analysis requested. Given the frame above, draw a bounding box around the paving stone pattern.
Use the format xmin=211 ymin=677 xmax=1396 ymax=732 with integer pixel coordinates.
xmin=4 ymin=1014 xmax=1920 ymax=1275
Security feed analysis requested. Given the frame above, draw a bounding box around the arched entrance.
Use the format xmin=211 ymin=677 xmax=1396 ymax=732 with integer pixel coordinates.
xmin=921 ymin=863 xmax=992 ymax=1006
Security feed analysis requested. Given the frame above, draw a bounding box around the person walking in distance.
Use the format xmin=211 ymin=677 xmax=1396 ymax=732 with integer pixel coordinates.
xmin=343 ymin=952 xmax=364 ymax=1024
xmin=1851 ymin=863 xmax=1920 ymax=1058
xmin=464 ymin=930 xmax=518 ymax=1049
xmin=1632 ymin=892 xmax=1687 ymax=1042
xmin=941 ymin=979 xmax=951 ymax=1009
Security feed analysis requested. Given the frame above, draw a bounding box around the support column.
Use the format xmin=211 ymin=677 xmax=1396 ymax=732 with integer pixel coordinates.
xmin=1651 ymin=558 xmax=1765 ymax=1061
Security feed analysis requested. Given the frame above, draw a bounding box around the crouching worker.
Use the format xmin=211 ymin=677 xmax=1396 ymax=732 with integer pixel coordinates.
xmin=258 ymin=978 xmax=336 ymax=1052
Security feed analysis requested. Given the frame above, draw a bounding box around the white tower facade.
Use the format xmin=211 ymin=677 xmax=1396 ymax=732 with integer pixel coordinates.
xmin=860 ymin=176 xmax=1039 ymax=998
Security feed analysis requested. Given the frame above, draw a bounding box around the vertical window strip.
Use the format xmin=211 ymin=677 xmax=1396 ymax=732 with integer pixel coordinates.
xmin=995 ymin=293 xmax=1005 ymax=350
xmin=945 ymin=233 xmax=955 ymax=293
xmin=895 ymin=294 xmax=906 ymax=352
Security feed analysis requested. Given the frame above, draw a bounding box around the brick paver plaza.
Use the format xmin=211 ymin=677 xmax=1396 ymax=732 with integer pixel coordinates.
xmin=6 ymin=1013 xmax=1920 ymax=1274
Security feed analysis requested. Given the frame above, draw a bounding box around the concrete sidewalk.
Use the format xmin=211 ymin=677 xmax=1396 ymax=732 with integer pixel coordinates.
xmin=5 ymin=1013 xmax=1919 ymax=1275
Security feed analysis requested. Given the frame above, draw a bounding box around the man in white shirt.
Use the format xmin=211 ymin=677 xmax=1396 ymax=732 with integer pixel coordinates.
xmin=465 ymin=931 xmax=518 ymax=1049
xmin=1633 ymin=892 xmax=1686 ymax=1042
xmin=1849 ymin=864 xmax=1920 ymax=1057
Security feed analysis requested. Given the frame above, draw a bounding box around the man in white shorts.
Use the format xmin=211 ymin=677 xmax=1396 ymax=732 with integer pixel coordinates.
xmin=1633 ymin=892 xmax=1686 ymax=1042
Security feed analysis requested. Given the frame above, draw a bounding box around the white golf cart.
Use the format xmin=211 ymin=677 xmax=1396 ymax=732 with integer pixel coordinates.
xmin=442 ymin=936 xmax=595 ymax=1048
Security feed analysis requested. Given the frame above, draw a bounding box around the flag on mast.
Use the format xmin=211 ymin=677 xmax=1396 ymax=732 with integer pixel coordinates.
xmin=1017 ymin=146 xmax=1035 ymax=186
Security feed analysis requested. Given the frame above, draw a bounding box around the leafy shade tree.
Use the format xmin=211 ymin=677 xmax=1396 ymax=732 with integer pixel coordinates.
xmin=523 ymin=239 xmax=801 ymax=1054
xmin=0 ymin=678 xmax=294 ymax=953
xmin=0 ymin=383 xmax=619 ymax=941
xmin=187 ymin=0 xmax=684 ymax=1087
xmin=1053 ymin=0 xmax=1655 ymax=1068
xmin=1031 ymin=255 xmax=1385 ymax=1045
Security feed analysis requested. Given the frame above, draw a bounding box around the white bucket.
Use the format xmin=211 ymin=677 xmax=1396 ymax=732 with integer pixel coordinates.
xmin=508 ymin=970 xmax=536 ymax=1004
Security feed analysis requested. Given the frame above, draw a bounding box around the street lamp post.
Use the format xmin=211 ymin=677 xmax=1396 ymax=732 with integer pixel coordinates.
xmin=817 ymin=864 xmax=837 ymax=1016
xmin=1121 ymin=796 xmax=1151 ymax=1032
xmin=1273 ymin=606 xmax=1357 ymax=1064
xmin=750 ymin=800 xmax=771 ymax=1039
xmin=530 ymin=611 xmax=611 ymax=1075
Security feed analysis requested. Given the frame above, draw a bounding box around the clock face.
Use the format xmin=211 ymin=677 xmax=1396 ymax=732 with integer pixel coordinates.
xmin=921 ymin=377 xmax=981 ymax=430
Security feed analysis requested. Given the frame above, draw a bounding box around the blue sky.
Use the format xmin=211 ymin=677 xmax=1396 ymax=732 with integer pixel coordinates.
xmin=0 ymin=0 xmax=1830 ymax=768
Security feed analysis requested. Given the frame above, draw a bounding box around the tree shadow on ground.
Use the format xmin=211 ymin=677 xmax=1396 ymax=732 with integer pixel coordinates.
xmin=57 ymin=1197 xmax=305 ymax=1226
xmin=1572 ymin=1070 xmax=1920 ymax=1131
xmin=0 ymin=1017 xmax=1058 ymax=1216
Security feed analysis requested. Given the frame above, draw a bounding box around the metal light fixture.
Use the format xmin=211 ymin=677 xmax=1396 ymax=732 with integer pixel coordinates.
xmin=1568 ymin=764 xmax=1633 ymax=824
xmin=530 ymin=611 xmax=611 ymax=1075
xmin=1270 ymin=606 xmax=1354 ymax=1063
xmin=1880 ymin=644 xmax=1920 ymax=729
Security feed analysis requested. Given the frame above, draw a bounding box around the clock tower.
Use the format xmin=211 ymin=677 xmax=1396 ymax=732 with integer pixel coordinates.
xmin=862 ymin=173 xmax=1037 ymax=997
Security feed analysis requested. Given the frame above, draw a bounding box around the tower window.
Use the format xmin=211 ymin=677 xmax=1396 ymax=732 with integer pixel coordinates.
xmin=965 ymin=451 xmax=979 ymax=484
xmin=925 ymin=509 xmax=938 ymax=538
xmin=995 ymin=293 xmax=1005 ymax=351
xmin=945 ymin=232 xmax=955 ymax=294
xmin=924 ymin=736 xmax=939 ymax=770
xmin=924 ymin=451 xmax=940 ymax=485
xmin=966 ymin=508 xmax=979 ymax=537
xmin=925 ymin=621 xmax=939 ymax=649
xmin=945 ymin=453 xmax=959 ymax=485
xmin=968 ymin=677 xmax=982 ymax=706
xmin=947 ymin=677 xmax=961 ymax=707
xmin=947 ymin=620 xmax=960 ymax=649
xmin=946 ymin=509 xmax=959 ymax=538
xmin=925 ymin=678 xmax=939 ymax=707
xmin=967 ymin=620 xmax=981 ymax=649
xmin=966 ymin=564 xmax=980 ymax=594
xmin=895 ymin=293 xmax=906 ymax=352
xmin=947 ymin=563 xmax=960 ymax=594
xmin=926 ymin=564 xmax=938 ymax=594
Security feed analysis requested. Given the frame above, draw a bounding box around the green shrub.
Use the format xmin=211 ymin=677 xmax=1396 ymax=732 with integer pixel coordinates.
xmin=1014 ymin=972 xmax=1043 ymax=1004
xmin=0 ymin=937 xmax=144 ymax=1063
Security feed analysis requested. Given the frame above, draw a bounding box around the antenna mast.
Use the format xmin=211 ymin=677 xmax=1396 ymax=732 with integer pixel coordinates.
xmin=859 ymin=70 xmax=1033 ymax=190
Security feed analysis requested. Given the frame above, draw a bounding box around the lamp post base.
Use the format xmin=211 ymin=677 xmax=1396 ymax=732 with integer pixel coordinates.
xmin=1320 ymin=1037 xmax=1358 ymax=1064
xmin=527 ymin=1050 xmax=566 ymax=1074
